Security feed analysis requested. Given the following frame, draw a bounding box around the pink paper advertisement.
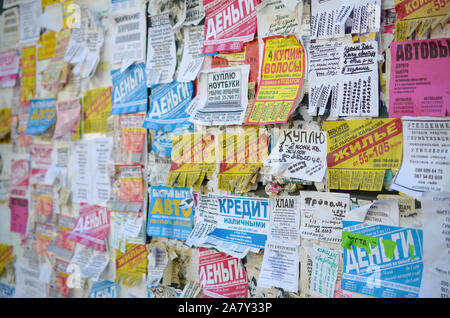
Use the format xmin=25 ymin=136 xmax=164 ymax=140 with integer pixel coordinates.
xmin=389 ymin=38 xmax=450 ymax=117
xmin=0 ymin=49 xmax=19 ymax=88
xmin=203 ymin=0 xmax=260 ymax=55
xmin=10 ymin=159 xmax=30 ymax=198
xmin=65 ymin=204 xmax=110 ymax=252
xmin=198 ymin=247 xmax=248 ymax=298
xmin=9 ymin=197 xmax=28 ymax=236
xmin=53 ymin=98 xmax=81 ymax=139
xmin=31 ymin=144 xmax=53 ymax=184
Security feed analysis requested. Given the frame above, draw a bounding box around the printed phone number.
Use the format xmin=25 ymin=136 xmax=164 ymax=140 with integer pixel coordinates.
xmin=352 ymin=140 xmax=401 ymax=167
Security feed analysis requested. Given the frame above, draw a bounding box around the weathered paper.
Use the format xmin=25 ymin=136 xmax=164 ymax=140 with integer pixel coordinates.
xmin=392 ymin=117 xmax=450 ymax=199
xmin=389 ymin=39 xmax=450 ymax=117
xmin=0 ymin=49 xmax=19 ymax=88
xmin=199 ymin=247 xmax=248 ymax=298
xmin=71 ymin=137 xmax=113 ymax=206
xmin=111 ymin=10 xmax=146 ymax=66
xmin=1 ymin=7 xmax=20 ymax=49
xmin=202 ymin=0 xmax=259 ymax=54
xmin=308 ymin=41 xmax=379 ymax=117
xmin=323 ymin=118 xmax=403 ymax=191
xmin=268 ymin=196 xmax=300 ymax=244
xmin=190 ymin=65 xmax=250 ymax=126
xmin=310 ymin=245 xmax=339 ymax=298
xmin=345 ymin=200 xmax=400 ymax=226
xmin=300 ymin=191 xmax=350 ymax=244
xmin=264 ymin=129 xmax=327 ymax=182
xmin=419 ymin=192 xmax=450 ymax=298
xmin=19 ymin=0 xmax=41 ymax=44
xmin=69 ymin=245 xmax=109 ymax=281
xmin=177 ymin=25 xmax=204 ymax=82
xmin=257 ymin=241 xmax=299 ymax=292
xmin=245 ymin=36 xmax=305 ymax=125
xmin=146 ymin=12 xmax=176 ymax=86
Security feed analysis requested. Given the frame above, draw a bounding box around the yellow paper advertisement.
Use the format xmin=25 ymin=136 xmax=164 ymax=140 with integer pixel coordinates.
xmin=0 ymin=108 xmax=12 ymax=142
xmin=38 ymin=32 xmax=56 ymax=60
xmin=62 ymin=0 xmax=75 ymax=29
xmin=323 ymin=118 xmax=403 ymax=191
xmin=167 ymin=132 xmax=215 ymax=190
xmin=42 ymin=0 xmax=63 ymax=7
xmin=394 ymin=0 xmax=450 ymax=41
xmin=217 ymin=127 xmax=269 ymax=192
xmin=41 ymin=29 xmax=71 ymax=90
xmin=20 ymin=46 xmax=36 ymax=104
xmin=217 ymin=46 xmax=246 ymax=65
xmin=82 ymin=87 xmax=112 ymax=134
xmin=0 ymin=244 xmax=13 ymax=275
xmin=245 ymin=35 xmax=305 ymax=125
xmin=115 ymin=243 xmax=148 ymax=287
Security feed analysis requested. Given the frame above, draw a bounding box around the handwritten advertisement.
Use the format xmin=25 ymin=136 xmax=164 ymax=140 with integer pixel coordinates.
xmin=264 ymin=129 xmax=327 ymax=182
xmin=310 ymin=245 xmax=340 ymax=298
xmin=308 ymin=41 xmax=379 ymax=117
xmin=300 ymin=191 xmax=350 ymax=244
